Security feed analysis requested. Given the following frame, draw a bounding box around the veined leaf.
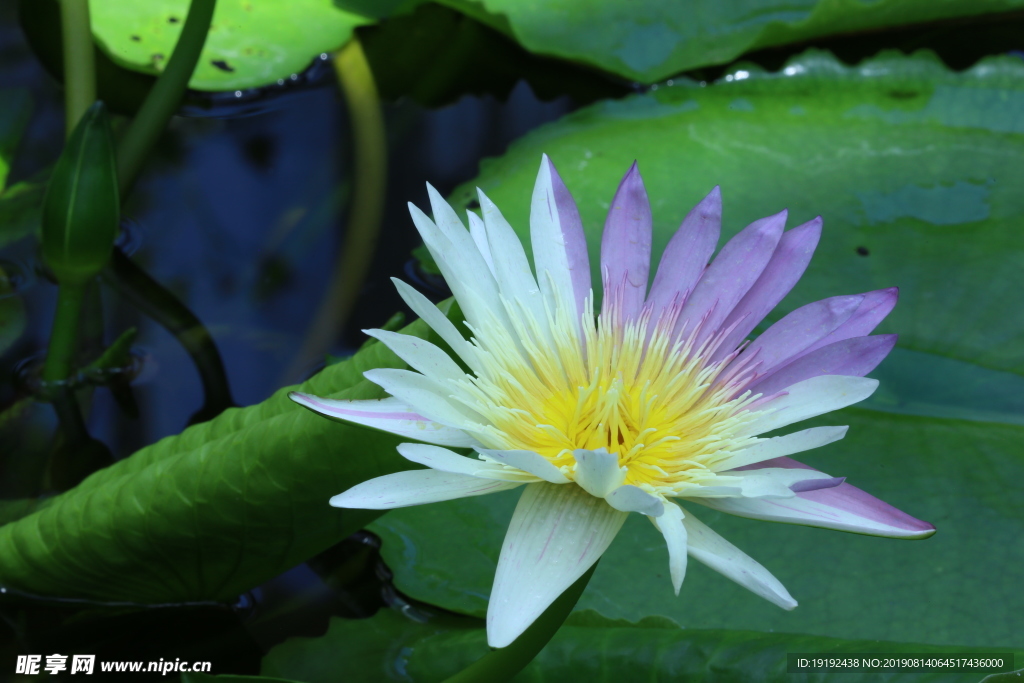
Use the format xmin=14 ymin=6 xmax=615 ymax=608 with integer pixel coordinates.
xmin=0 ymin=309 xmax=453 ymax=602
xmin=261 ymin=608 xmax=1023 ymax=682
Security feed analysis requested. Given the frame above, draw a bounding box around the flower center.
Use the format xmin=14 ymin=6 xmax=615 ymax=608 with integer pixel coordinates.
xmin=459 ymin=297 xmax=761 ymax=495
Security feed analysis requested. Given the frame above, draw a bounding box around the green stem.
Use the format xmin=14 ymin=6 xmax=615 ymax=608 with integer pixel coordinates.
xmin=115 ymin=0 xmax=216 ymax=196
xmin=104 ymin=248 xmax=234 ymax=423
xmin=283 ymin=37 xmax=387 ymax=382
xmin=443 ymin=563 xmax=598 ymax=683
xmin=42 ymin=282 xmax=87 ymax=385
xmin=59 ymin=0 xmax=96 ymax=139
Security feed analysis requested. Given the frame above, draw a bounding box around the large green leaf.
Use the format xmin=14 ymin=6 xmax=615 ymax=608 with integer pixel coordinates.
xmin=262 ymin=609 xmax=1022 ymax=682
xmin=372 ymin=50 xmax=1024 ymax=648
xmin=438 ymin=0 xmax=1024 ymax=82
xmin=0 ymin=309 xmax=458 ymax=602
xmin=89 ymin=0 xmax=379 ymax=91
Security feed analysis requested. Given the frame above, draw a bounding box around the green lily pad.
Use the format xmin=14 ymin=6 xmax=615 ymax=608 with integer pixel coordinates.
xmin=439 ymin=0 xmax=1024 ymax=82
xmin=89 ymin=0 xmax=377 ymax=91
xmin=262 ymin=608 xmax=1023 ymax=682
xmin=371 ymin=50 xmax=1024 ymax=647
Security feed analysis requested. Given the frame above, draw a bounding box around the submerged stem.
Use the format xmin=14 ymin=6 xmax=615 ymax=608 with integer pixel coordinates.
xmin=59 ymin=0 xmax=95 ymax=138
xmin=283 ymin=37 xmax=387 ymax=381
xmin=442 ymin=563 xmax=598 ymax=683
xmin=105 ymin=249 xmax=234 ymax=423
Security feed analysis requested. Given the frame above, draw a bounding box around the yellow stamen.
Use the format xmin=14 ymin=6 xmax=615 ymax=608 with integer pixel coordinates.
xmin=456 ymin=289 xmax=761 ymax=495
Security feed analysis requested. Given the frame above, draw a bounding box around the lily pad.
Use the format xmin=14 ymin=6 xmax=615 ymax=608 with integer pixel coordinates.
xmin=262 ymin=609 xmax=1023 ymax=682
xmin=89 ymin=0 xmax=377 ymax=91
xmin=371 ymin=50 xmax=1024 ymax=647
xmin=438 ymin=0 xmax=1024 ymax=82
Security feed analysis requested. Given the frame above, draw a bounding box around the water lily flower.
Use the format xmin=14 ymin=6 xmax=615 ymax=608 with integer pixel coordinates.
xmin=291 ymin=155 xmax=935 ymax=648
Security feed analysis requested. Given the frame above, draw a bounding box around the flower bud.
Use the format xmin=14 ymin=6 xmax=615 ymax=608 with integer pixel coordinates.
xmin=41 ymin=101 xmax=119 ymax=285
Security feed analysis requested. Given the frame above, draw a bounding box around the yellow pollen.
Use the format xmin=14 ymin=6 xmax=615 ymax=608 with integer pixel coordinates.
xmin=457 ymin=292 xmax=762 ymax=495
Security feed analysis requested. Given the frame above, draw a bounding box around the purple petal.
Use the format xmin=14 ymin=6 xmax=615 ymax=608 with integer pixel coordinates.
xmin=747 ymin=334 xmax=898 ymax=396
xmin=711 ymin=218 xmax=822 ymax=363
xmin=803 ymin=287 xmax=898 ymax=356
xmin=790 ymin=476 xmax=846 ymax=493
xmin=711 ymin=456 xmax=935 ymax=539
xmin=733 ymin=293 xmax=864 ymax=376
xmin=645 ymin=186 xmax=721 ymax=325
xmin=531 ymin=155 xmax=592 ymax=324
xmin=675 ymin=210 xmax=787 ymax=348
xmin=600 ymin=162 xmax=652 ymax=322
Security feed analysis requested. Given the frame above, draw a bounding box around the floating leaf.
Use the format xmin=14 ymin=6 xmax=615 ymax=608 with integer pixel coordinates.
xmin=262 ymin=608 xmax=1023 ymax=682
xmin=90 ymin=0 xmax=377 ymax=91
xmin=439 ymin=0 xmax=1024 ymax=82
xmin=372 ymin=50 xmax=1024 ymax=647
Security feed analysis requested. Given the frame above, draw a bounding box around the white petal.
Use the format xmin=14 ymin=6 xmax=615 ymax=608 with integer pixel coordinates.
xmin=330 ymin=470 xmax=520 ymax=509
xmin=742 ymin=375 xmax=878 ymax=435
xmin=719 ymin=425 xmax=849 ymax=470
xmin=606 ymin=484 xmax=664 ymax=516
xmin=478 ymin=189 xmax=547 ymax=326
xmin=487 ymin=483 xmax=627 ymax=648
xmin=475 ymin=448 xmax=570 ymax=484
xmin=397 ymin=443 xmax=511 ymax=479
xmin=466 ymin=210 xmax=497 ymax=279
xmin=649 ymin=502 xmax=687 ymax=594
xmin=680 ymin=508 xmax=797 ymax=610
xmin=572 ymin=448 xmax=626 ymax=498
xmin=289 ymin=393 xmax=477 ymax=448
xmin=363 ymin=368 xmax=485 ymax=430
xmin=391 ymin=278 xmax=482 ymax=374
xmin=363 ymin=328 xmax=466 ymax=385
xmin=409 ymin=202 xmax=514 ymax=337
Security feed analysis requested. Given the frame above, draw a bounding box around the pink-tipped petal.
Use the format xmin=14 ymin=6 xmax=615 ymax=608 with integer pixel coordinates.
xmin=531 ymin=155 xmax=592 ymax=326
xmin=733 ymin=293 xmax=864 ymax=375
xmin=487 ymin=483 xmax=628 ymax=648
xmin=646 ymin=186 xmax=721 ymax=325
xmin=676 ymin=210 xmax=787 ymax=347
xmin=289 ymin=393 xmax=478 ymax=448
xmin=711 ymin=218 xmax=822 ymax=363
xmin=697 ymin=457 xmax=935 ymax=539
xmin=600 ymin=162 xmax=652 ymax=322
xmin=747 ymin=334 xmax=898 ymax=396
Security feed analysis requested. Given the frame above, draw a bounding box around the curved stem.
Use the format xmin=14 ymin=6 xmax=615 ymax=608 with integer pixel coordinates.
xmin=104 ymin=248 xmax=234 ymax=423
xmin=283 ymin=37 xmax=387 ymax=381
xmin=443 ymin=563 xmax=598 ymax=683
xmin=59 ymin=0 xmax=95 ymax=138
xmin=115 ymin=0 xmax=216 ymax=196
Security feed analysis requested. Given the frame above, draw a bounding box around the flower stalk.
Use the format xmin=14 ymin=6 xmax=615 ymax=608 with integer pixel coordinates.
xmin=59 ymin=0 xmax=95 ymax=138
xmin=443 ymin=563 xmax=597 ymax=683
